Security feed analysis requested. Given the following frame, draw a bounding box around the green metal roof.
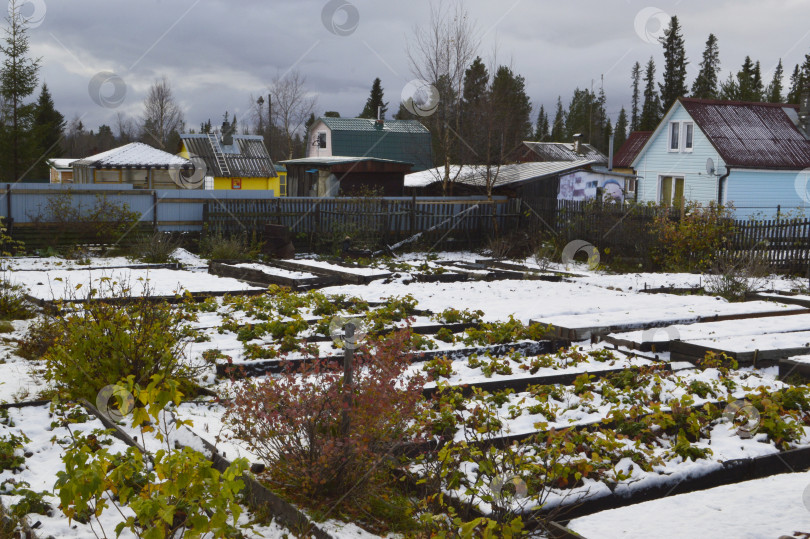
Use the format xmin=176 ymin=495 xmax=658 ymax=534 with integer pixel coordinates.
xmin=281 ymin=156 xmax=413 ymax=167
xmin=313 ymin=117 xmax=433 ymax=171
xmin=319 ymin=117 xmax=428 ymax=134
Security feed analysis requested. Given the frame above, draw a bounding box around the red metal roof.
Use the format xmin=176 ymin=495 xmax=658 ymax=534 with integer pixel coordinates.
xmin=613 ymin=131 xmax=652 ymax=168
xmin=679 ymin=98 xmax=810 ymax=170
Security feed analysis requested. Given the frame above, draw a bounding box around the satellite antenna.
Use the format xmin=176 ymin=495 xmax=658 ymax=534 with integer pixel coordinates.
xmin=706 ymin=157 xmax=716 ymax=176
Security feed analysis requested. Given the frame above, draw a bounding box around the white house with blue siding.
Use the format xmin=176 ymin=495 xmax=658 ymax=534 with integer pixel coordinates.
xmin=632 ymin=97 xmax=810 ymax=219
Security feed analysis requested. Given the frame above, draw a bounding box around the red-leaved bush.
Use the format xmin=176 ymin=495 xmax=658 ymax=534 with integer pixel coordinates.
xmin=224 ymin=330 xmax=426 ymax=501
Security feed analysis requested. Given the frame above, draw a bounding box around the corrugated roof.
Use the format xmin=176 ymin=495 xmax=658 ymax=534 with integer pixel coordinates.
xmin=613 ymin=131 xmax=653 ymax=168
xmin=679 ymin=98 xmax=810 ymax=169
xmin=319 ymin=117 xmax=429 ymax=134
xmin=313 ymin=117 xmax=433 ymax=171
xmin=73 ymin=143 xmax=190 ymax=168
xmin=47 ymin=158 xmax=79 ymax=169
xmin=281 ymin=156 xmax=413 ymax=166
xmin=522 ymin=141 xmax=607 ymax=164
xmin=405 ymin=160 xmax=595 ymax=189
xmin=180 ymin=134 xmax=277 ymax=178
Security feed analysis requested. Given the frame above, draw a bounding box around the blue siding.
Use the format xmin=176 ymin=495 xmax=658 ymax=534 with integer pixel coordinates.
xmin=635 ymin=104 xmax=725 ymax=204
xmin=727 ymin=169 xmax=810 ymax=220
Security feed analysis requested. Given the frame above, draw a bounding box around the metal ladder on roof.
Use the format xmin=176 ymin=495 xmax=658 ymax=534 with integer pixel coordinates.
xmin=207 ymin=133 xmax=231 ymax=176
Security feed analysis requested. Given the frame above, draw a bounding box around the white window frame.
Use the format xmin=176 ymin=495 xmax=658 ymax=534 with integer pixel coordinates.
xmin=658 ymin=175 xmax=685 ymax=206
xmin=668 ymin=122 xmax=680 ymax=152
xmin=683 ymin=121 xmax=694 ymax=152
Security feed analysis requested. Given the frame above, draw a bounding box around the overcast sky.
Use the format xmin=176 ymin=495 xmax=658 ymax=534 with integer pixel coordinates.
xmin=24 ymin=0 xmax=810 ymax=135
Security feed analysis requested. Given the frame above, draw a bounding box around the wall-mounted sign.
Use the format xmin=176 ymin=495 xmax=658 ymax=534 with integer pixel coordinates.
xmin=232 ymin=178 xmax=242 ymax=190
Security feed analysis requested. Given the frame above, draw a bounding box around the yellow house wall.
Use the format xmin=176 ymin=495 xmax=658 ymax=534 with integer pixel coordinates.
xmin=213 ymin=176 xmax=279 ymax=193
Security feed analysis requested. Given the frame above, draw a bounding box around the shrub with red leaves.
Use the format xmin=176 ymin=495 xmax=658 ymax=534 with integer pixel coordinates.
xmin=224 ymin=330 xmax=426 ymax=501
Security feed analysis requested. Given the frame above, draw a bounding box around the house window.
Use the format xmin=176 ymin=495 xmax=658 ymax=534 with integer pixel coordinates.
xmin=317 ymin=132 xmax=327 ymax=149
xmin=279 ymin=175 xmax=287 ymax=196
xmin=625 ymin=178 xmax=636 ymax=193
xmin=660 ymin=176 xmax=685 ymax=207
xmin=684 ymin=122 xmax=694 ymax=151
xmin=669 ymin=122 xmax=680 ymax=151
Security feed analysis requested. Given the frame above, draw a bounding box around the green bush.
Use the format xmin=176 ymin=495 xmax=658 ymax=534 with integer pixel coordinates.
xmin=200 ymin=229 xmax=257 ymax=260
xmin=134 ymin=231 xmax=181 ymax=263
xmin=649 ymin=202 xmax=735 ymax=272
xmin=42 ymin=295 xmax=201 ymax=402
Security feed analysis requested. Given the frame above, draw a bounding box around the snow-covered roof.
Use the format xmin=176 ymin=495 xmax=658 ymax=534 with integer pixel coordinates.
xmin=47 ymin=158 xmax=78 ymax=169
xmin=73 ymin=142 xmax=191 ymax=169
xmin=405 ymin=160 xmax=595 ymax=189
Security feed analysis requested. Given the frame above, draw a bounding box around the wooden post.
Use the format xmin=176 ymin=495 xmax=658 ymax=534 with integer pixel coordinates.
xmin=410 ymin=193 xmax=416 ymax=237
xmin=152 ymin=190 xmax=158 ymax=230
xmin=341 ymin=322 xmax=355 ymax=438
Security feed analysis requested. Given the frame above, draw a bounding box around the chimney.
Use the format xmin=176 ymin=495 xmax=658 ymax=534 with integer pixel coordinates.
xmin=608 ymin=133 xmax=614 ymax=170
xmin=572 ymin=133 xmax=583 ymax=155
xmin=375 ymin=105 xmax=384 ymax=129
xmin=800 ymin=87 xmax=810 ymax=139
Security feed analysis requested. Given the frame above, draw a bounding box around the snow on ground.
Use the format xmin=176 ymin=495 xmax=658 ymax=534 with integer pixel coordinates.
xmin=231 ymin=262 xmax=318 ymax=279
xmin=612 ymin=313 xmax=810 ymax=345
xmin=568 ymin=469 xmax=810 ymax=539
xmin=291 ymin=257 xmax=391 ymax=276
xmin=11 ymin=267 xmax=262 ymax=301
xmin=321 ymin=278 xmax=798 ymax=325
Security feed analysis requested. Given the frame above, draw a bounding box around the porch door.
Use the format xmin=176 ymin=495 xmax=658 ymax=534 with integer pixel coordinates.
xmin=660 ymin=176 xmax=684 ymax=207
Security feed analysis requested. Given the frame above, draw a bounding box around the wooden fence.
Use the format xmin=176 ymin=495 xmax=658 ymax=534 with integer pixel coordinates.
xmin=730 ymin=218 xmax=810 ymax=273
xmin=521 ymin=197 xmax=810 ymax=273
xmin=204 ymin=196 xmax=521 ymax=251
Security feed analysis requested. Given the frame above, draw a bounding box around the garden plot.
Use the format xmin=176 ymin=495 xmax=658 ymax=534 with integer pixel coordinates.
xmin=274 ymin=258 xmax=392 ymax=284
xmin=10 ymin=266 xmax=263 ymax=302
xmin=0 ymin=403 xmax=297 ymax=539
xmin=446 ymin=365 xmax=786 ymax=442
xmin=567 ymin=468 xmax=810 ymax=538
xmin=607 ymin=312 xmax=810 ymax=351
xmin=671 ymin=330 xmax=810 ymax=365
xmin=534 ymin=300 xmax=803 ymax=341
xmin=419 ymin=344 xmax=660 ymax=397
xmin=208 ymin=261 xmax=329 ymax=289
xmin=416 ymin=362 xmax=810 ymax=524
xmin=322 ymin=278 xmax=770 ymax=325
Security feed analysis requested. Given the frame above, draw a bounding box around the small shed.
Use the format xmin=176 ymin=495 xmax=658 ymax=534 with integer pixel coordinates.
xmin=47 ymin=158 xmax=78 ymax=184
xmin=179 ymin=123 xmax=280 ymax=193
xmin=72 ymin=143 xmax=194 ymax=189
xmin=306 ymin=117 xmax=432 ymax=172
xmin=281 ymin=156 xmax=413 ymax=197
xmin=405 ymin=161 xmax=598 ymax=197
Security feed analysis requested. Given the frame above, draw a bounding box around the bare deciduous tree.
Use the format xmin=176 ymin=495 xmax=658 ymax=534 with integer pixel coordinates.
xmin=268 ymin=70 xmax=317 ymax=160
xmin=141 ymin=76 xmax=184 ymax=149
xmin=407 ymin=0 xmax=479 ymax=195
xmin=115 ymin=112 xmax=138 ymax=143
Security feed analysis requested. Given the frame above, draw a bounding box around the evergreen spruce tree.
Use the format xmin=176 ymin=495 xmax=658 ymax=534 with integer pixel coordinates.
xmin=31 ymin=83 xmax=65 ymax=180
xmin=691 ymin=34 xmax=720 ymax=99
xmin=550 ymin=96 xmax=566 ymax=142
xmin=658 ymin=16 xmax=689 ymax=114
xmin=630 ymin=62 xmax=641 ymax=131
xmin=766 ymin=59 xmax=784 ymax=103
xmin=719 ymin=72 xmax=740 ymax=100
xmin=534 ymin=104 xmax=549 ymax=141
xmin=0 ymin=0 xmax=40 ymax=182
xmin=490 ymin=65 xmax=532 ymax=159
xmin=787 ymin=63 xmax=804 ymax=104
xmin=639 ymin=57 xmax=662 ymax=131
xmin=359 ymin=78 xmax=388 ymax=119
xmin=461 ymin=56 xmax=489 ymax=159
xmin=751 ymin=61 xmax=765 ymax=101
xmin=614 ymin=107 xmax=628 ymax=152
xmin=735 ymin=56 xmax=758 ymax=101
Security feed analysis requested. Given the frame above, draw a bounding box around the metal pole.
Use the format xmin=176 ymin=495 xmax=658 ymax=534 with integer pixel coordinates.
xmin=341 ymin=322 xmax=355 ymax=438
